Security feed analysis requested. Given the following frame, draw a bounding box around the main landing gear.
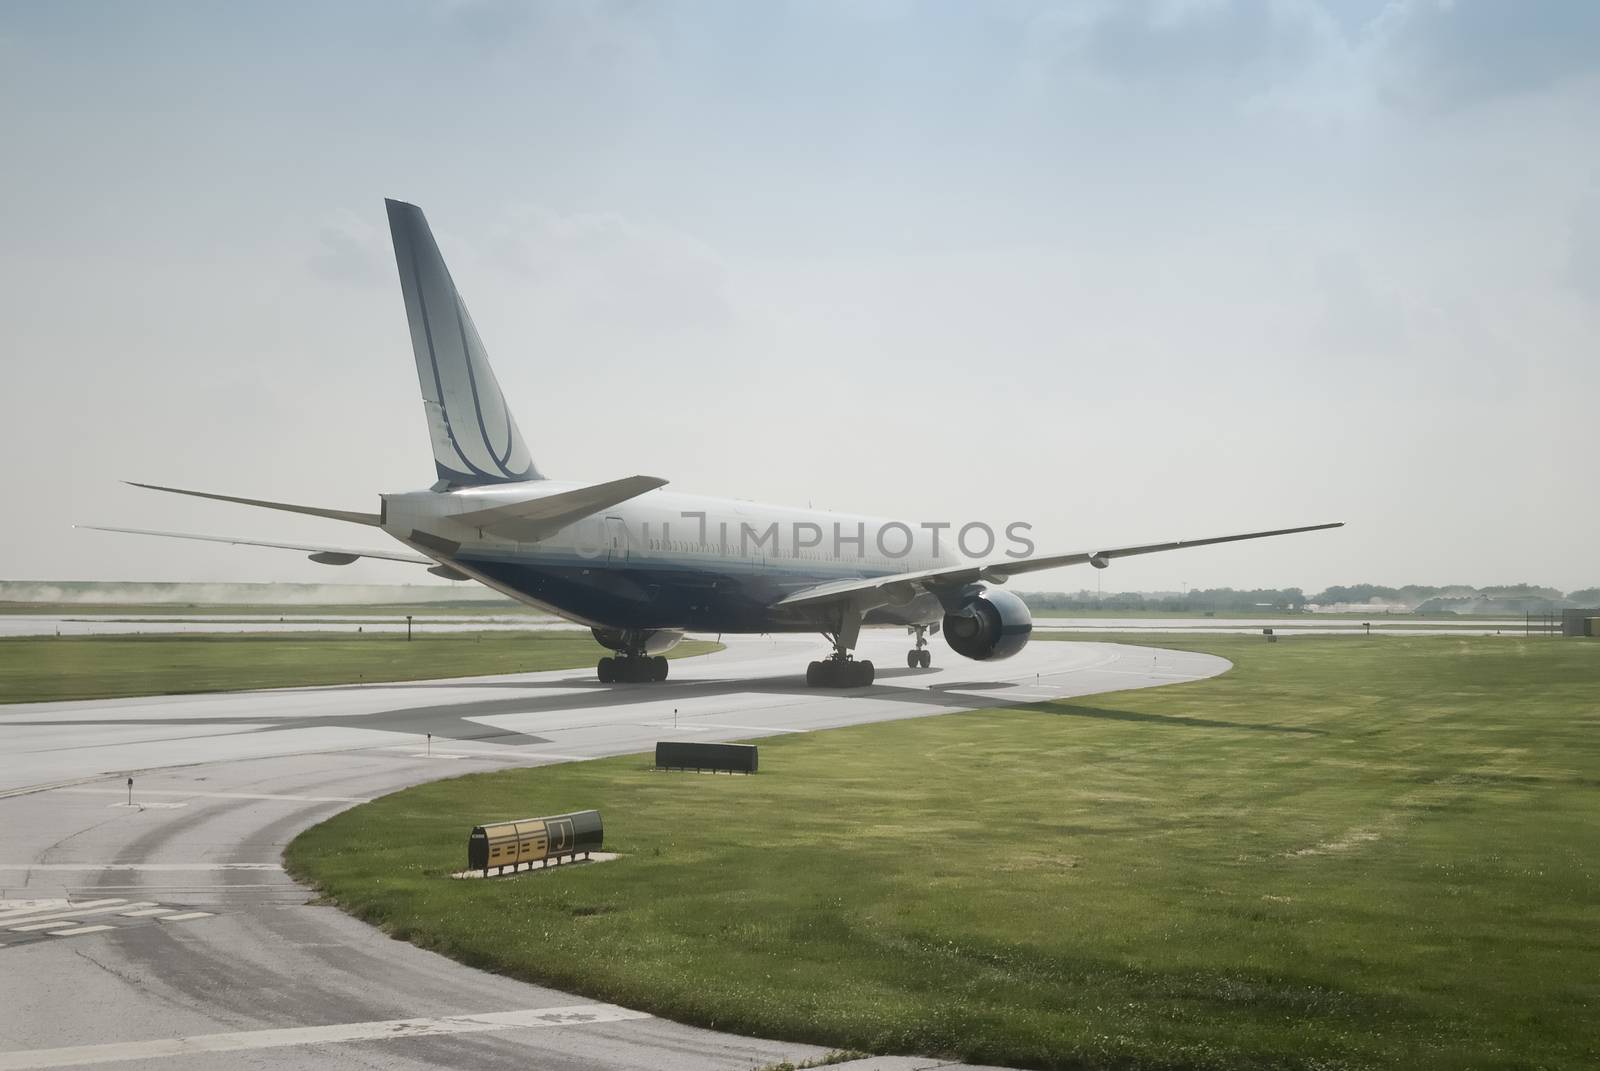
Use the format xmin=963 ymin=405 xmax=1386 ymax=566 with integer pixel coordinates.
xmin=806 ymin=655 xmax=874 ymax=688
xmin=806 ymin=611 xmax=874 ymax=688
xmin=597 ymin=654 xmax=668 ymax=683
xmin=906 ymin=624 xmax=932 ymax=669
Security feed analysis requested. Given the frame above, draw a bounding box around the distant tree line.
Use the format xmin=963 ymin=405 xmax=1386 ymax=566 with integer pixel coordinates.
xmin=1024 ymin=588 xmax=1309 ymax=613
xmin=1022 ymin=583 xmax=1600 ymax=612
xmin=1309 ymin=583 xmax=1570 ymax=604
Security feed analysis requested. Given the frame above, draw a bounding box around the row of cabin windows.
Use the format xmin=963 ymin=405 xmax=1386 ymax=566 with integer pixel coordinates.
xmin=634 ymin=538 xmax=934 ymax=567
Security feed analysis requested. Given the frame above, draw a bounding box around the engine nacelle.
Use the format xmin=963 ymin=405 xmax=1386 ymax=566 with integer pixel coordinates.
xmin=942 ymin=588 xmax=1033 ymax=661
xmin=591 ymin=627 xmax=685 ymax=655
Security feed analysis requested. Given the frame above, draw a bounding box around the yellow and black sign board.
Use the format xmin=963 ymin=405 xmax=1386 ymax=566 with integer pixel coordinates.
xmin=468 ymin=809 xmax=602 ymax=874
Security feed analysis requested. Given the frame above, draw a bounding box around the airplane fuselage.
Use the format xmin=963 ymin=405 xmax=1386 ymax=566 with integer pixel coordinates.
xmin=92 ymin=198 xmax=1340 ymax=686
xmin=381 ymin=483 xmax=966 ymax=635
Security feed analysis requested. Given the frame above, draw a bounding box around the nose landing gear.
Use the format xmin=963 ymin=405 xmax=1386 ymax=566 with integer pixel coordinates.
xmin=906 ymin=624 xmax=933 ymax=669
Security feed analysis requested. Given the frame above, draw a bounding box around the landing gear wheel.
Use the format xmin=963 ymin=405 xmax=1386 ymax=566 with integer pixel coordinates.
xmin=918 ymin=649 xmax=931 ymax=669
xmin=652 ymin=656 xmax=669 ymax=682
xmin=597 ymin=657 xmax=616 ymax=683
xmin=805 ymin=653 xmax=875 ymax=688
xmin=907 ymin=650 xmax=919 ymax=669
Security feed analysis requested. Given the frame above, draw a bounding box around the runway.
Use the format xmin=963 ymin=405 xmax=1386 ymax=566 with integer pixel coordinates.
xmin=0 ymin=633 xmax=1228 ymax=1070
xmin=0 ymin=613 xmax=1526 ymax=637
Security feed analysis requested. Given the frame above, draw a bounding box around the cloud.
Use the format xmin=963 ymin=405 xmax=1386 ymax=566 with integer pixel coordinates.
xmin=1370 ymin=0 xmax=1600 ymax=112
xmin=1567 ymin=184 xmax=1600 ymax=300
xmin=1025 ymin=0 xmax=1348 ymax=104
xmin=1020 ymin=1 xmax=1600 ymax=119
xmin=1311 ymin=250 xmax=1408 ymax=358
xmin=306 ymin=210 xmax=389 ymax=285
xmin=487 ymin=205 xmax=735 ymax=336
xmin=431 ymin=0 xmax=664 ymax=77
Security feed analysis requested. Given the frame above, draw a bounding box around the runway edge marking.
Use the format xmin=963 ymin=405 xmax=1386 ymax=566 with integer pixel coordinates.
xmin=0 ymin=1003 xmax=651 ymax=1070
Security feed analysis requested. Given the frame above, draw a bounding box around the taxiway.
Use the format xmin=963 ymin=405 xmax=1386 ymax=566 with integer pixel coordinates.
xmin=0 ymin=633 xmax=1227 ymax=1070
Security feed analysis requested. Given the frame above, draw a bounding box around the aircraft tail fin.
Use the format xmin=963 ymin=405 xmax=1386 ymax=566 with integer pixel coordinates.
xmin=385 ymin=198 xmax=541 ymax=488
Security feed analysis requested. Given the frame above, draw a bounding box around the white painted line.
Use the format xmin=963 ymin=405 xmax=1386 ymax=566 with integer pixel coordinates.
xmin=58 ymin=788 xmax=372 ymax=804
xmin=0 ymin=899 xmax=75 ymax=921
xmin=0 ymin=899 xmax=66 ymax=911
xmin=9 ymin=922 xmax=65 ymax=933
xmin=685 ymin=722 xmax=808 ymax=734
xmin=0 ymin=1002 xmax=651 ymax=1069
xmin=46 ymin=924 xmax=114 ymax=937
xmin=84 ymin=883 xmax=289 ymax=891
xmin=118 ymin=907 xmax=175 ymax=918
xmin=156 ymin=911 xmax=214 ymax=922
xmin=0 ymin=776 xmax=113 ymax=802
xmin=0 ymin=864 xmax=283 ymax=872
xmin=0 ymin=898 xmax=125 ymax=923
xmin=106 ymin=802 xmax=188 ymax=809
xmin=8 ymin=902 xmax=154 ymax=929
xmin=379 ymin=744 xmax=595 ymax=761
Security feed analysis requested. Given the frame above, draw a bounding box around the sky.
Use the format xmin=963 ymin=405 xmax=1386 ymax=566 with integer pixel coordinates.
xmin=1 ymin=0 xmax=1597 ymax=594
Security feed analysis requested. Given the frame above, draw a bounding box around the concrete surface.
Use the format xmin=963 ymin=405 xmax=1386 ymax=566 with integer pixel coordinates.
xmin=0 ymin=632 xmax=1228 ymax=1069
xmin=0 ymin=612 xmax=1527 ymax=637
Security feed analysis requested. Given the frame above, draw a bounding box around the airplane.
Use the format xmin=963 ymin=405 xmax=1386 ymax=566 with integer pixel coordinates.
xmin=85 ymin=199 xmax=1342 ymax=687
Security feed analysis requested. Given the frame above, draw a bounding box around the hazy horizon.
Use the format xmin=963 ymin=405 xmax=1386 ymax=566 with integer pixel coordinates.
xmin=3 ymin=1 xmax=1596 ymax=592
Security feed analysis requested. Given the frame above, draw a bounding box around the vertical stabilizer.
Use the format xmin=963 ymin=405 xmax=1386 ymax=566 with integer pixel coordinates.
xmin=386 ymin=198 xmax=541 ymax=487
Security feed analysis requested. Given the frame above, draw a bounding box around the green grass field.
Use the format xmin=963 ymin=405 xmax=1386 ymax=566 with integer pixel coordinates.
xmin=287 ymin=635 xmax=1600 ymax=1070
xmin=0 ymin=600 xmax=527 ymax=616
xmin=0 ymin=631 xmax=721 ymax=704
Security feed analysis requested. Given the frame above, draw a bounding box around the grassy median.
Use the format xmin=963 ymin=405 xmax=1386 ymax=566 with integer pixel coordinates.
xmin=286 ymin=635 xmax=1600 ymax=1070
xmin=0 ymin=631 xmax=722 ymax=704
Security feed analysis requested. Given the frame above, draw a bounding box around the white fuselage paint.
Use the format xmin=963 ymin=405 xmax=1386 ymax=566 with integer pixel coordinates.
xmin=380 ymin=483 xmax=979 ymax=632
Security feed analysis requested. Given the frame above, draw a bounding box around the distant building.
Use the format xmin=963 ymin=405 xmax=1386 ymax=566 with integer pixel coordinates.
xmin=1561 ymin=609 xmax=1600 ymax=637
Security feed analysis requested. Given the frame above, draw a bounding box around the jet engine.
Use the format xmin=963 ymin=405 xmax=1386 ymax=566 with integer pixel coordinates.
xmin=942 ymin=588 xmax=1033 ymax=661
xmin=591 ymin=627 xmax=684 ymax=655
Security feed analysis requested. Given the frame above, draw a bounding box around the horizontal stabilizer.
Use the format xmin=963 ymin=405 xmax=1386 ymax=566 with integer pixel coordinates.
xmin=775 ymin=521 xmax=1344 ymax=609
xmin=78 ymin=525 xmax=433 ymax=567
xmin=127 ymin=482 xmax=381 ymax=527
xmin=452 ymin=474 xmax=668 ymax=541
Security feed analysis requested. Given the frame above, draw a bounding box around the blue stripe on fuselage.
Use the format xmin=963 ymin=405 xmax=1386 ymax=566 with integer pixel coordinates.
xmin=454 ymin=549 xmax=939 ymax=633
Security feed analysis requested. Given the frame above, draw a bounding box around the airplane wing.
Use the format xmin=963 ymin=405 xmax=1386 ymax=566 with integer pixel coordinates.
xmin=451 ymin=474 xmax=668 ymax=541
xmin=774 ymin=521 xmax=1344 ymax=609
xmin=77 ymin=525 xmax=445 ymax=569
xmin=126 ymin=482 xmax=382 ymax=526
